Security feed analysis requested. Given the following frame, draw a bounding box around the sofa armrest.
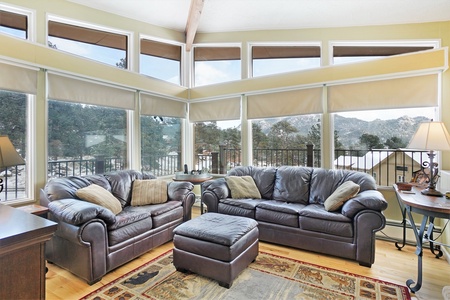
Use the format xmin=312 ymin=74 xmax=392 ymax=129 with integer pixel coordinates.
xmin=201 ymin=178 xmax=230 ymax=212
xmin=341 ymin=190 xmax=388 ymax=219
xmin=48 ymin=199 xmax=116 ymax=226
xmin=168 ymin=181 xmax=196 ymax=221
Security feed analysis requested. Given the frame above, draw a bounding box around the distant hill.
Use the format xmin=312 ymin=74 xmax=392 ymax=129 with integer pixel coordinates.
xmin=255 ymin=114 xmax=430 ymax=148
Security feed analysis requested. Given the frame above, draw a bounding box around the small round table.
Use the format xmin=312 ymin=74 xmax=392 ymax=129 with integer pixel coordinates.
xmin=173 ymin=176 xmax=213 ymax=213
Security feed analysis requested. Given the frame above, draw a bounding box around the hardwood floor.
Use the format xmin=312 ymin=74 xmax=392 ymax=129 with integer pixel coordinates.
xmin=45 ymin=208 xmax=450 ymax=300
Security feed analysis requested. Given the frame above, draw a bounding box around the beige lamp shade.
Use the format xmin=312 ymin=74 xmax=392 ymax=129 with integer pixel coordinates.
xmin=407 ymin=122 xmax=450 ymax=151
xmin=0 ymin=135 xmax=25 ymax=168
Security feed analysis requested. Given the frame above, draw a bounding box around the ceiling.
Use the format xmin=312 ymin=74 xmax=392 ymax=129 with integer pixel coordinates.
xmin=68 ymin=0 xmax=450 ymax=33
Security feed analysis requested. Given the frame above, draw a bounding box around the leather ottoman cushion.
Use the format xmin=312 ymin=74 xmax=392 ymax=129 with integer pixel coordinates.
xmin=173 ymin=213 xmax=258 ymax=246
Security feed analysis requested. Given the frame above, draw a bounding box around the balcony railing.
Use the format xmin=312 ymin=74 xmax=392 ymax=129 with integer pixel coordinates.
xmin=0 ymin=147 xmax=432 ymax=202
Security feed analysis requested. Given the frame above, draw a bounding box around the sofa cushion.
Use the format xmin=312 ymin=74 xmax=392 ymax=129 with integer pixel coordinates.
xmin=76 ymin=184 xmax=122 ymax=215
xmin=131 ymin=179 xmax=168 ymax=206
xmin=272 ymin=166 xmax=312 ymax=205
xmin=104 ymin=170 xmax=156 ymax=207
xmin=309 ymin=168 xmax=375 ymax=205
xmin=48 ymin=199 xmax=116 ymax=225
xmin=324 ymin=181 xmax=360 ymax=211
xmin=228 ymin=166 xmax=277 ymax=199
xmin=226 ymin=176 xmax=261 ymax=199
xmin=108 ymin=206 xmax=152 ymax=230
xmin=255 ymin=200 xmax=306 ymax=227
xmin=218 ymin=198 xmax=266 ymax=219
xmin=298 ymin=204 xmax=353 ymax=238
xmin=108 ymin=206 xmax=153 ymax=245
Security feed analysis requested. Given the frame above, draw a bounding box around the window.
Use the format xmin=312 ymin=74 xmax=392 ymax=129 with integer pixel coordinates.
xmin=141 ymin=116 xmax=182 ymax=176
xmin=252 ymin=115 xmax=321 ymax=168
xmin=252 ymin=45 xmax=321 ymax=77
xmin=0 ymin=9 xmax=27 ymax=39
xmin=193 ymin=46 xmax=241 ymax=86
xmin=332 ymin=44 xmax=434 ymax=65
xmin=48 ymin=19 xmax=128 ymax=68
xmin=194 ymin=120 xmax=241 ymax=173
xmin=0 ymin=90 xmax=29 ymax=202
xmin=140 ymin=38 xmax=182 ymax=85
xmin=47 ymin=100 xmax=128 ymax=178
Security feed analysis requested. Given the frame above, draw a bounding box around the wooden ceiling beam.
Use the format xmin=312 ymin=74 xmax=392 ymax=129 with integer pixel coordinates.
xmin=185 ymin=0 xmax=205 ymax=52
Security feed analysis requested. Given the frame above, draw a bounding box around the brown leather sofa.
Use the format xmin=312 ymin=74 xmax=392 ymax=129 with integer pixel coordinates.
xmin=40 ymin=170 xmax=195 ymax=284
xmin=202 ymin=166 xmax=388 ymax=267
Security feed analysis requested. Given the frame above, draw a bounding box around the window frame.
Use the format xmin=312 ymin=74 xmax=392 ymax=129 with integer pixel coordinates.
xmin=46 ymin=15 xmax=132 ymax=69
xmin=191 ymin=43 xmax=242 ymax=87
xmin=248 ymin=42 xmax=322 ymax=78
xmin=329 ymin=40 xmax=440 ymax=65
xmin=0 ymin=4 xmax=34 ymax=41
xmin=139 ymin=35 xmax=185 ymax=85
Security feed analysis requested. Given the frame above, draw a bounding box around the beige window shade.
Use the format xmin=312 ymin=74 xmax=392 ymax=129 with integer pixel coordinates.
xmin=0 ymin=62 xmax=37 ymax=94
xmin=48 ymin=73 xmax=135 ymax=110
xmin=247 ymin=87 xmax=323 ymax=119
xmin=141 ymin=93 xmax=186 ymax=118
xmin=327 ymin=74 xmax=438 ymax=113
xmin=189 ymin=97 xmax=241 ymax=122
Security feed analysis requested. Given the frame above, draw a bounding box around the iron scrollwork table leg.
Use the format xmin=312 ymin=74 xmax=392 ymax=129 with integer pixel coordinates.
xmin=405 ymin=208 xmax=428 ymax=293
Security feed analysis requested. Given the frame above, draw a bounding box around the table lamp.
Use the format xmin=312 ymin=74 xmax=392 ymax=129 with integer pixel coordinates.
xmin=0 ymin=135 xmax=25 ymax=196
xmin=407 ymin=121 xmax=450 ymax=197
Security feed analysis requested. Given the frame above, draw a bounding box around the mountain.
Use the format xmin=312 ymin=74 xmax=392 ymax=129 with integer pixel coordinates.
xmin=254 ymin=114 xmax=429 ymax=148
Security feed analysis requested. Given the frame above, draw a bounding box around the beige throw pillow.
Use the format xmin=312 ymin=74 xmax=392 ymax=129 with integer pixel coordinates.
xmin=131 ymin=179 xmax=168 ymax=206
xmin=226 ymin=176 xmax=262 ymax=199
xmin=76 ymin=184 xmax=122 ymax=215
xmin=324 ymin=181 xmax=360 ymax=211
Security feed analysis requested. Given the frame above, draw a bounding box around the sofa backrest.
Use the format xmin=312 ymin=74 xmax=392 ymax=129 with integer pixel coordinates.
xmin=227 ymin=166 xmax=377 ymax=205
xmin=272 ymin=166 xmax=312 ymax=205
xmin=228 ymin=166 xmax=277 ymax=199
xmin=309 ymin=168 xmax=377 ymax=205
xmin=44 ymin=170 xmax=155 ymax=207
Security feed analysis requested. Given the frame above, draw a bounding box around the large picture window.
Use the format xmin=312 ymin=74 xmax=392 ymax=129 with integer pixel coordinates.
xmin=0 ymin=90 xmax=29 ymax=202
xmin=47 ymin=100 xmax=128 ymax=178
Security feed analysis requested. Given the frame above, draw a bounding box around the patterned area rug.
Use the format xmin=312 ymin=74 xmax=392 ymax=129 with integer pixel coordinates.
xmin=81 ymin=250 xmax=410 ymax=300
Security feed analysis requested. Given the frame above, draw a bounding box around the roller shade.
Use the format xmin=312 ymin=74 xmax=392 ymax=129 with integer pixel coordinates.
xmin=189 ymin=97 xmax=240 ymax=122
xmin=0 ymin=62 xmax=37 ymax=94
xmin=141 ymin=93 xmax=186 ymax=118
xmin=327 ymin=74 xmax=438 ymax=113
xmin=48 ymin=73 xmax=135 ymax=109
xmin=247 ymin=87 xmax=323 ymax=119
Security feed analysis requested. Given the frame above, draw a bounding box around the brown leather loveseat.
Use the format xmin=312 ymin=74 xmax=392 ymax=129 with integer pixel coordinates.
xmin=202 ymin=166 xmax=388 ymax=267
xmin=40 ymin=170 xmax=195 ymax=284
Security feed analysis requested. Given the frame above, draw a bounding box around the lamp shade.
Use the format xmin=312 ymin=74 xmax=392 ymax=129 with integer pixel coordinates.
xmin=0 ymin=135 xmax=25 ymax=168
xmin=407 ymin=122 xmax=450 ymax=151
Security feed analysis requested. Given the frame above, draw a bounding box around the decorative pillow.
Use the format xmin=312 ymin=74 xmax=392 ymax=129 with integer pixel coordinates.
xmin=76 ymin=184 xmax=122 ymax=215
xmin=324 ymin=181 xmax=360 ymax=212
xmin=131 ymin=179 xmax=168 ymax=206
xmin=226 ymin=176 xmax=262 ymax=199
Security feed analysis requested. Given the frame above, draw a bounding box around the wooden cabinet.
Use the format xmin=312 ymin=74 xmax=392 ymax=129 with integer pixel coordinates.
xmin=0 ymin=204 xmax=57 ymax=300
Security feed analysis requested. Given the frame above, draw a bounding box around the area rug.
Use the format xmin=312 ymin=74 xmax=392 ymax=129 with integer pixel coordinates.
xmin=81 ymin=250 xmax=410 ymax=300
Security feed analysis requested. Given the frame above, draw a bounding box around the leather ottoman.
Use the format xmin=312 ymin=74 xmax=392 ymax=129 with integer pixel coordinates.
xmin=172 ymin=212 xmax=259 ymax=288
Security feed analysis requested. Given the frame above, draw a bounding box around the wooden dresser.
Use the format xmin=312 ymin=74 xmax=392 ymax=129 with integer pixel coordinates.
xmin=0 ymin=204 xmax=57 ymax=299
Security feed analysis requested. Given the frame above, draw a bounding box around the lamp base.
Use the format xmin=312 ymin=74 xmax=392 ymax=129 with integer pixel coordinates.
xmin=421 ymin=187 xmax=444 ymax=197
